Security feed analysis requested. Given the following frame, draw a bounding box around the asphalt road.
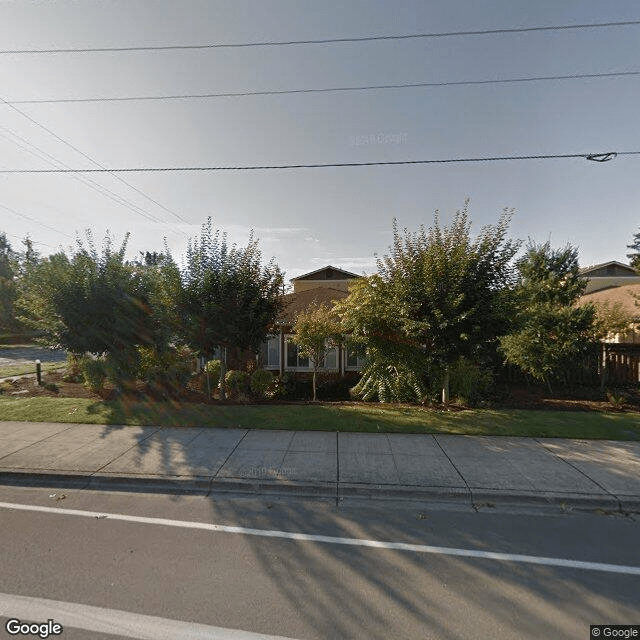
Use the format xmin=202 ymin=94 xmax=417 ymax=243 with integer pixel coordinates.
xmin=0 ymin=485 xmax=638 ymax=640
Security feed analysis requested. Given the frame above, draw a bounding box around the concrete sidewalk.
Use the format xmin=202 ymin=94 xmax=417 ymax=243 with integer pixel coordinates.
xmin=0 ymin=421 xmax=639 ymax=511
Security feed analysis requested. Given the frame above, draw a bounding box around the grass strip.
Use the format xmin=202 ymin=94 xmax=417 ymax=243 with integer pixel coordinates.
xmin=0 ymin=396 xmax=638 ymax=440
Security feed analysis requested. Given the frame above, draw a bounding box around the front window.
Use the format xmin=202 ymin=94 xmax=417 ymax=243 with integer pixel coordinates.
xmin=286 ymin=339 xmax=310 ymax=368
xmin=346 ymin=349 xmax=366 ymax=370
xmin=260 ymin=335 xmax=280 ymax=368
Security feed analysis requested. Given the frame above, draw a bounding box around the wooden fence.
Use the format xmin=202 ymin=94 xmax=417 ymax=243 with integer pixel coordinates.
xmin=601 ymin=343 xmax=640 ymax=386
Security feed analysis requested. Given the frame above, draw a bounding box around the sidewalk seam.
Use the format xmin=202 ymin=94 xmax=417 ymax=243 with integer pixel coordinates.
xmin=534 ymin=438 xmax=623 ymax=512
xmin=207 ymin=428 xmax=250 ymax=496
xmin=432 ymin=435 xmax=473 ymax=504
xmin=0 ymin=422 xmax=84 ymax=463
xmin=90 ymin=426 xmax=163 ymax=478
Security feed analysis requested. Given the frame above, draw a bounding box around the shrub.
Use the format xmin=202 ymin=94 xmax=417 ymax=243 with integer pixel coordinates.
xmin=449 ymin=357 xmax=493 ymax=406
xmin=269 ymin=373 xmax=312 ymax=400
xmin=43 ymin=382 xmax=59 ymax=393
xmin=62 ymin=353 xmax=83 ymax=383
xmin=138 ymin=346 xmax=192 ymax=398
xmin=104 ymin=350 xmax=141 ymax=391
xmin=225 ymin=369 xmax=249 ymax=398
xmin=606 ymin=391 xmax=627 ymax=411
xmin=250 ymin=369 xmax=273 ymax=398
xmin=204 ymin=359 xmax=222 ymax=384
xmin=80 ymin=357 xmax=107 ymax=392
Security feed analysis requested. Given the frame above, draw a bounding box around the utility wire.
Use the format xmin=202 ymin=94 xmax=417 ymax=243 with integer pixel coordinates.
xmin=0 ymin=98 xmax=190 ymax=229
xmin=0 ymin=152 xmax=637 ymax=172
xmin=1 ymin=20 xmax=639 ymax=53
xmin=0 ymin=202 xmax=74 ymax=239
xmin=0 ymin=121 xmax=169 ymax=226
xmin=7 ymin=71 xmax=639 ymax=104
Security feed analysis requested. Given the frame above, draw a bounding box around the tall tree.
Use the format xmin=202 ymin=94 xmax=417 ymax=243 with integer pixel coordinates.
xmin=627 ymin=227 xmax=640 ymax=271
xmin=336 ymin=201 xmax=521 ymax=403
xmin=0 ymin=233 xmax=18 ymax=332
xmin=498 ymin=241 xmax=599 ymax=393
xmin=180 ymin=218 xmax=284 ymax=399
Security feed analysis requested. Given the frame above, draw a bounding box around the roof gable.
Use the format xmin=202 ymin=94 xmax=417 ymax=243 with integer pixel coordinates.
xmin=579 ymin=261 xmax=637 ymax=277
xmin=291 ymin=265 xmax=362 ymax=282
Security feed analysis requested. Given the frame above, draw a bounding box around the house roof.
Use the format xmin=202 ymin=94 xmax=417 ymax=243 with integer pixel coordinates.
xmin=290 ymin=265 xmax=362 ymax=281
xmin=275 ymin=287 xmax=349 ymax=325
xmin=578 ymin=260 xmax=636 ymax=276
xmin=577 ymin=282 xmax=640 ymax=318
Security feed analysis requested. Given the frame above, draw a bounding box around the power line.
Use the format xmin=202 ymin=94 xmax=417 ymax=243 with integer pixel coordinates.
xmin=7 ymin=70 xmax=639 ymax=105
xmin=0 ymin=120 xmax=170 ymax=226
xmin=1 ymin=20 xmax=639 ymax=54
xmin=0 ymin=151 xmax=638 ymax=172
xmin=0 ymin=98 xmax=191 ymax=228
xmin=0 ymin=202 xmax=74 ymax=239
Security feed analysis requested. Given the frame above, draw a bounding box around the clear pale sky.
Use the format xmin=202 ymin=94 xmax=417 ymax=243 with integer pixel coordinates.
xmin=0 ymin=0 xmax=638 ymax=281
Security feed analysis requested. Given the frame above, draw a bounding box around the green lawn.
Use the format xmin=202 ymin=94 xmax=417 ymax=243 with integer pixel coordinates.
xmin=0 ymin=361 xmax=65 ymax=379
xmin=0 ymin=396 xmax=638 ymax=440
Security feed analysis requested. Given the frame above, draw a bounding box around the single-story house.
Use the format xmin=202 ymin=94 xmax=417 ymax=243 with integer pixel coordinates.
xmin=578 ymin=260 xmax=640 ymax=294
xmin=259 ymin=265 xmax=365 ymax=376
xmin=577 ymin=282 xmax=640 ymax=344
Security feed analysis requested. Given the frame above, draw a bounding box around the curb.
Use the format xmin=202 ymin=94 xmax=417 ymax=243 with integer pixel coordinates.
xmin=1 ymin=469 xmax=638 ymax=513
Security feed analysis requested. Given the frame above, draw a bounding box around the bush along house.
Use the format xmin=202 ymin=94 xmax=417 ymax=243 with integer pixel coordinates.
xmin=258 ymin=266 xmax=365 ymax=377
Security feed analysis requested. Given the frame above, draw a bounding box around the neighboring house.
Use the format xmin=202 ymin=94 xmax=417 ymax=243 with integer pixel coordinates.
xmin=259 ymin=266 xmax=365 ymax=376
xmin=578 ymin=260 xmax=640 ymax=294
xmin=577 ymin=283 xmax=640 ymax=343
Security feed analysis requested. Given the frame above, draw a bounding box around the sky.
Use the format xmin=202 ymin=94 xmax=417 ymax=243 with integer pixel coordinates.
xmin=0 ymin=0 xmax=638 ymax=282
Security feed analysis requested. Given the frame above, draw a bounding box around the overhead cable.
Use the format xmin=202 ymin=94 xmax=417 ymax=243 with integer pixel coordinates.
xmin=0 ymin=98 xmax=190 ymax=229
xmin=1 ymin=20 xmax=639 ymax=53
xmin=7 ymin=71 xmax=639 ymax=104
xmin=0 ymin=151 xmax=638 ymax=173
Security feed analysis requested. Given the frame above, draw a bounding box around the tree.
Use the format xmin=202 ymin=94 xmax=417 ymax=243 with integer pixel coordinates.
xmin=17 ymin=231 xmax=172 ymax=386
xmin=290 ymin=301 xmax=343 ymax=401
xmin=0 ymin=233 xmax=19 ymax=332
xmin=180 ymin=218 xmax=284 ymax=399
xmin=336 ymin=201 xmax=521 ymax=403
xmin=498 ymin=241 xmax=599 ymax=393
xmin=627 ymin=227 xmax=640 ymax=271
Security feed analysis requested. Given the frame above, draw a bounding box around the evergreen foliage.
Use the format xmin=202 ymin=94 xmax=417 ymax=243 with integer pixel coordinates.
xmin=498 ymin=241 xmax=599 ymax=393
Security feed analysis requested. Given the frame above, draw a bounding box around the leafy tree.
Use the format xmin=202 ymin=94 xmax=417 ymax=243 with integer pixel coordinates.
xmin=180 ymin=218 xmax=284 ymax=399
xmin=17 ymin=231 xmax=174 ymax=387
xmin=290 ymin=301 xmax=343 ymax=401
xmin=627 ymin=227 xmax=640 ymax=271
xmin=498 ymin=241 xmax=599 ymax=393
xmin=0 ymin=234 xmax=16 ymax=332
xmin=336 ymin=201 xmax=521 ymax=403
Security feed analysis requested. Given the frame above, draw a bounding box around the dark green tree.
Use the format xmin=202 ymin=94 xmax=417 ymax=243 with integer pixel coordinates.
xmin=180 ymin=218 xmax=284 ymax=399
xmin=498 ymin=241 xmax=599 ymax=393
xmin=0 ymin=233 xmax=18 ymax=333
xmin=626 ymin=227 xmax=640 ymax=271
xmin=336 ymin=201 xmax=521 ymax=403
xmin=17 ymin=231 xmax=176 ymax=386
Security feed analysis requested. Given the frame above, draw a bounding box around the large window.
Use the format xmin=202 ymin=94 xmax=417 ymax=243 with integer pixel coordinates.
xmin=284 ymin=336 xmax=339 ymax=370
xmin=345 ymin=349 xmax=366 ymax=371
xmin=260 ymin=335 xmax=280 ymax=369
xmin=286 ymin=338 xmax=309 ymax=369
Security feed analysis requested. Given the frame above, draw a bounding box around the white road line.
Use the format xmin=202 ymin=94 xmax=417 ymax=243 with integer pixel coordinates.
xmin=1 ymin=501 xmax=640 ymax=576
xmin=0 ymin=592 xmax=297 ymax=640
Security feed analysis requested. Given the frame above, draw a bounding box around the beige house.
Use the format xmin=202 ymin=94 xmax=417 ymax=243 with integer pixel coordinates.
xmin=578 ymin=283 xmax=640 ymax=343
xmin=260 ymin=266 xmax=364 ymax=375
xmin=578 ymin=260 xmax=640 ymax=294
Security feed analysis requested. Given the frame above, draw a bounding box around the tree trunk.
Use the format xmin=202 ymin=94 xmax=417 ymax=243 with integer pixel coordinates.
xmin=441 ymin=367 xmax=450 ymax=404
xmin=219 ymin=346 xmax=227 ymax=400
xmin=312 ymin=368 xmax=317 ymax=402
